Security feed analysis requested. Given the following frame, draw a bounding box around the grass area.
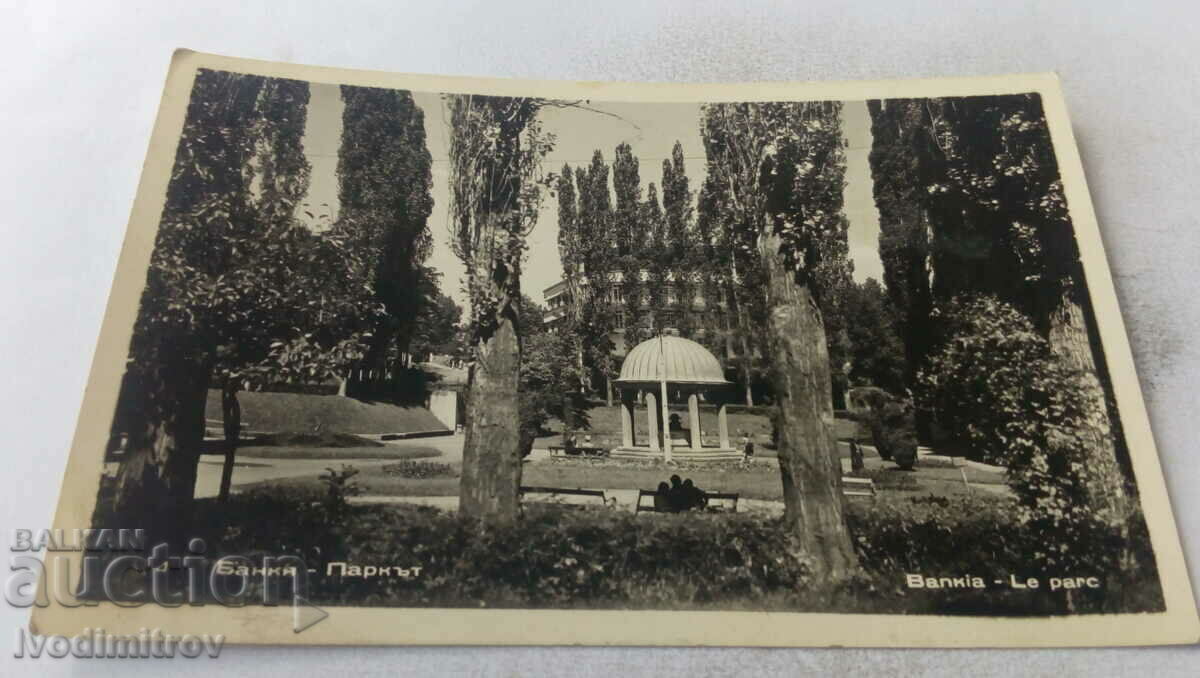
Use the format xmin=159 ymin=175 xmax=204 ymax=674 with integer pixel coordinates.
xmin=216 ymin=445 xmax=442 ymax=461
xmin=251 ymin=431 xmax=383 ymax=448
xmin=204 ymin=389 xmax=447 ymax=434
xmin=243 ymin=474 xmax=460 ymax=495
xmin=246 ymin=453 xmax=1008 ymax=500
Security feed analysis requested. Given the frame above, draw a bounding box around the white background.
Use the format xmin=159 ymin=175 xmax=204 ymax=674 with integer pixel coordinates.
xmin=2 ymin=0 xmax=1199 ymax=675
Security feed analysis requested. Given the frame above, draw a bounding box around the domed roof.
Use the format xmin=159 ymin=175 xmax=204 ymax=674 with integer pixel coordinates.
xmin=615 ymin=335 xmax=729 ymax=387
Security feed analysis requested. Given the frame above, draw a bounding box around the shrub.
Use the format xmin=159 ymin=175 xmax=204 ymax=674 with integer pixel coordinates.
xmin=917 ymin=296 xmax=1135 ymax=576
xmin=845 ymin=386 xmax=917 ymax=465
xmin=893 ymin=444 xmax=917 ymax=470
xmin=319 ymin=464 xmax=361 ymax=516
xmin=382 ymin=460 xmax=457 ymax=479
xmin=177 ymin=488 xmax=1159 ymax=615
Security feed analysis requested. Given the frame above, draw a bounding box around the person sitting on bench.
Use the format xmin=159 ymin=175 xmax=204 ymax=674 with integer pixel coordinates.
xmin=653 ymin=481 xmax=672 ymax=511
xmin=666 ymin=475 xmax=684 ymax=511
xmin=681 ymin=478 xmax=708 ymax=511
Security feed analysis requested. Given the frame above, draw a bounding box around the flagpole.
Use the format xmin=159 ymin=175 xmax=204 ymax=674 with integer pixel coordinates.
xmin=659 ymin=331 xmax=672 ymax=463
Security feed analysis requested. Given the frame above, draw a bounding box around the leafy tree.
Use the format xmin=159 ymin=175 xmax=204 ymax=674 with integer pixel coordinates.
xmin=642 ymin=183 xmax=668 ymax=336
xmin=447 ymin=94 xmax=554 ymax=524
xmin=842 ymin=278 xmax=907 ymax=395
xmin=917 ymin=296 xmax=1131 ymax=578
xmin=612 ymin=142 xmax=650 ymax=347
xmin=866 ymin=99 xmax=937 ymax=437
xmin=693 ymin=178 xmax=729 ymax=359
xmin=335 ymin=85 xmax=434 ymax=388
xmin=845 ymin=386 xmax=917 ymax=468
xmin=661 ymin=142 xmax=700 ymax=338
xmin=574 ymin=153 xmax=619 ymax=401
xmin=701 ymin=101 xmax=858 ymax=581
xmin=868 ymin=94 xmax=1134 ymax=510
xmin=517 ymin=294 xmax=548 ymax=338
xmin=409 ymin=268 xmax=465 ymax=363
xmin=696 ymin=170 xmax=767 ymax=406
xmin=113 ymin=70 xmax=382 ymax=523
xmin=554 ymin=165 xmax=588 ymax=392
xmin=519 ymin=328 xmax=589 ymax=457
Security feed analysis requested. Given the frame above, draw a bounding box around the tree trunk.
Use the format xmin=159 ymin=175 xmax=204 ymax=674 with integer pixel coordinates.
xmin=759 ymin=232 xmax=858 ymax=582
xmin=605 ymin=375 xmax=614 ymax=407
xmin=1046 ymin=289 xmax=1134 ymax=567
xmin=113 ymin=359 xmax=211 ymax=538
xmin=459 ymin=262 xmax=523 ymax=524
xmin=218 ymin=381 xmax=242 ymax=502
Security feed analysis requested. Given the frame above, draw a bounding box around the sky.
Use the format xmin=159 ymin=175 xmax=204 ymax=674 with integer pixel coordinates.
xmin=299 ymin=84 xmax=883 ymax=309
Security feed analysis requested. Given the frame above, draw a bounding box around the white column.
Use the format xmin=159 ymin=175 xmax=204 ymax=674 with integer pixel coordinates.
xmin=688 ymin=392 xmax=702 ymax=450
xmin=718 ymin=403 xmax=730 ymax=449
xmin=660 ymin=381 xmax=672 ymax=462
xmin=645 ymin=391 xmax=659 ymax=451
xmin=620 ymin=393 xmax=633 ymax=448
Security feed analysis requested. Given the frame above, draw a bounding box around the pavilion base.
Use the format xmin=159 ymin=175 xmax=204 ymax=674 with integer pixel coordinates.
xmin=609 ymin=446 xmax=745 ymax=463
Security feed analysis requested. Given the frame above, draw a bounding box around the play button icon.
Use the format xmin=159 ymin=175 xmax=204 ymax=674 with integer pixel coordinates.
xmin=292 ymin=596 xmax=328 ymax=633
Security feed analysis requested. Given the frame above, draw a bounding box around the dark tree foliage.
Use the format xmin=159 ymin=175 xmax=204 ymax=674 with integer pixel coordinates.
xmin=917 ymin=296 xmax=1130 ymax=574
xmin=660 ymin=142 xmax=701 ymax=339
xmin=696 ymin=168 xmax=769 ymax=406
xmin=574 ymin=153 xmax=619 ymax=393
xmin=409 ymin=268 xmax=465 ymax=363
xmin=866 ymin=99 xmax=937 ymax=426
xmin=642 ymin=183 xmax=669 ymax=336
xmin=336 ymin=85 xmax=434 ymax=379
xmin=868 ymin=94 xmax=1141 ymax=574
xmin=612 ymin=142 xmax=650 ymax=347
xmin=868 ymin=96 xmax=1130 ymax=447
xmin=113 ymin=70 xmax=381 ymax=524
xmin=842 ymin=278 xmax=907 ymax=395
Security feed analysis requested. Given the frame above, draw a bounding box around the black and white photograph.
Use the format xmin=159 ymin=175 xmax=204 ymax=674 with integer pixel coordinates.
xmin=29 ymin=52 xmax=1199 ymax=648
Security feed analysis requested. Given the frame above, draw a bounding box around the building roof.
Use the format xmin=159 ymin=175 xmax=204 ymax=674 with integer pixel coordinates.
xmin=614 ymin=335 xmax=730 ymax=387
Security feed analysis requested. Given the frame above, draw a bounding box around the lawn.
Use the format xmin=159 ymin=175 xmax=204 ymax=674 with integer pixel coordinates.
xmin=245 ymin=453 xmax=1008 ymax=500
xmin=208 ymin=445 xmax=443 ymax=461
xmin=204 ymin=389 xmax=448 ymax=434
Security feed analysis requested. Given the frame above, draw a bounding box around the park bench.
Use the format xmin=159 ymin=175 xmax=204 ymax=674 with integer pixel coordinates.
xmin=635 ymin=489 xmax=739 ymax=514
xmin=519 ymin=485 xmax=609 ymax=508
xmin=841 ymin=476 xmax=877 ymax=499
xmin=547 ymin=444 xmax=608 ymax=458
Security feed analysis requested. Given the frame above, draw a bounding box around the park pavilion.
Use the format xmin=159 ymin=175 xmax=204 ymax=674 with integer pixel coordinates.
xmin=611 ymin=335 xmax=742 ymax=462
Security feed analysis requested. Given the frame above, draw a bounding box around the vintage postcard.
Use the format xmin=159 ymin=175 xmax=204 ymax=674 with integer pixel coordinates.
xmin=28 ymin=50 xmax=1199 ymax=647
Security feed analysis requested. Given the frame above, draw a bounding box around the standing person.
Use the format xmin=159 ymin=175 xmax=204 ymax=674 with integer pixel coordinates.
xmin=850 ymin=440 xmax=864 ymax=473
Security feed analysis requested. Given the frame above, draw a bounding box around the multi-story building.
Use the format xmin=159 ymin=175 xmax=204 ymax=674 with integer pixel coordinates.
xmin=542 ymin=271 xmax=730 ymax=358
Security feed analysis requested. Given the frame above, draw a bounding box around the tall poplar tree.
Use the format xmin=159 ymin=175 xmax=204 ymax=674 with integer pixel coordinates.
xmin=701 ymin=101 xmax=858 ymax=581
xmin=865 ymin=99 xmax=935 ymax=425
xmin=612 ymin=143 xmax=650 ymax=347
xmin=447 ymin=94 xmax=553 ymax=524
xmin=575 ymin=152 xmax=618 ymax=400
xmin=661 ymin=142 xmax=700 ymax=338
xmin=336 ymin=85 xmax=434 ymax=387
